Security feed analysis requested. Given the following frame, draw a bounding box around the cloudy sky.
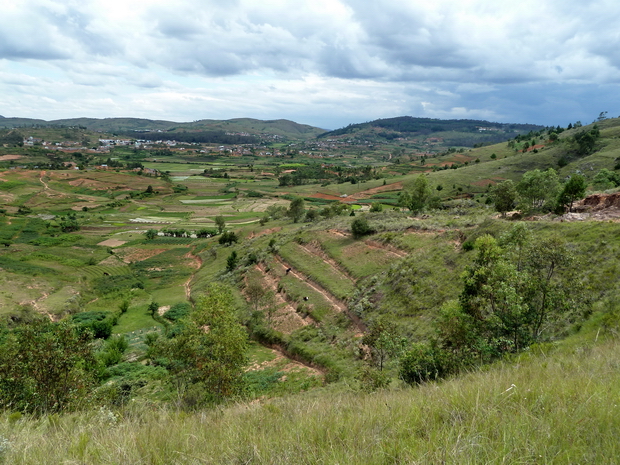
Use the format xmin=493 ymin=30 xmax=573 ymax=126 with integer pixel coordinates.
xmin=1 ymin=0 xmax=619 ymax=129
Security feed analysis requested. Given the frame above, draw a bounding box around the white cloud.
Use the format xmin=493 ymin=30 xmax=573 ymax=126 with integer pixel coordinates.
xmin=0 ymin=0 xmax=619 ymax=128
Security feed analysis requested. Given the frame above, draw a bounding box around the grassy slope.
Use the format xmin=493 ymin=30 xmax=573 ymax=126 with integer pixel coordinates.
xmin=2 ymin=332 xmax=618 ymax=464
xmin=3 ymin=118 xmax=620 ymax=462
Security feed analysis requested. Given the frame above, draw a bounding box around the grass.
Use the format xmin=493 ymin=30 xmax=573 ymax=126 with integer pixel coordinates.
xmin=1 ymin=334 xmax=619 ymax=463
xmin=278 ymin=242 xmax=355 ymax=300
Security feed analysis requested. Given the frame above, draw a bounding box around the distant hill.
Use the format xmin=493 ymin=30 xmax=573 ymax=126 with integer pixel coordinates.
xmin=320 ymin=116 xmax=545 ymax=147
xmin=0 ymin=116 xmax=326 ymax=141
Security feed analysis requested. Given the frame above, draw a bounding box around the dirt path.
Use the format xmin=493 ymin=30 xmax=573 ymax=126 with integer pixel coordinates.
xmin=183 ymin=247 xmax=203 ymax=301
xmin=273 ymin=256 xmax=366 ymax=333
xmin=23 ymin=292 xmax=57 ymax=322
xmin=260 ymin=344 xmax=327 ymax=377
xmin=297 ymin=241 xmax=356 ymax=285
xmin=364 ymin=240 xmax=408 ymax=259
xmin=255 ymin=263 xmax=311 ymax=333
xmin=39 ymin=170 xmax=50 ymax=190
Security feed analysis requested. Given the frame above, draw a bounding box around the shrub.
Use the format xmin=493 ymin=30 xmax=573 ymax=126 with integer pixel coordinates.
xmin=351 ymin=216 xmax=373 ymax=238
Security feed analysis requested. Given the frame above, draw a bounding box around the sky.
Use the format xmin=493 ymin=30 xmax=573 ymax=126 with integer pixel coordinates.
xmin=1 ymin=0 xmax=619 ymax=130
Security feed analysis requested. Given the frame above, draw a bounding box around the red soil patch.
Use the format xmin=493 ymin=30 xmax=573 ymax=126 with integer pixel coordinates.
xmin=308 ymin=193 xmax=345 ymax=201
xmin=0 ymin=155 xmax=22 ymax=161
xmin=349 ymin=182 xmax=403 ymax=200
xmin=578 ymin=193 xmax=620 ymax=211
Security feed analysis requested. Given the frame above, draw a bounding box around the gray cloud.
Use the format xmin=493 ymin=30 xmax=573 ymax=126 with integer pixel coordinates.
xmin=0 ymin=0 xmax=619 ymax=128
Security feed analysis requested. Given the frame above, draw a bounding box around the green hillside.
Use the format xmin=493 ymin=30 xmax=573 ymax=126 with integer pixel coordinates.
xmin=0 ymin=114 xmax=619 ymax=462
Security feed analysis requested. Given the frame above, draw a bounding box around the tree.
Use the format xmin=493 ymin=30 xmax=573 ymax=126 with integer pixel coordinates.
xmin=287 ymin=197 xmax=305 ymax=223
xmin=215 ymin=216 xmax=226 ymax=234
xmin=160 ymin=284 xmax=249 ymax=405
xmin=434 ymin=228 xmax=585 ymax=369
xmin=226 ymin=251 xmax=238 ymax=272
xmin=351 ymin=215 xmax=373 ymax=238
xmin=145 ymin=229 xmax=158 ymax=240
xmin=369 ymin=202 xmax=383 ymax=212
xmin=219 ymin=231 xmax=238 ymax=246
xmin=0 ymin=320 xmax=98 ymax=413
xmin=362 ymin=318 xmax=406 ymax=371
xmin=490 ymin=180 xmax=517 ymax=217
xmin=557 ymin=174 xmax=587 ymax=213
xmin=516 ymin=169 xmax=560 ymax=212
xmin=148 ymin=301 xmax=159 ymax=316
xmin=398 ymin=175 xmax=433 ymax=213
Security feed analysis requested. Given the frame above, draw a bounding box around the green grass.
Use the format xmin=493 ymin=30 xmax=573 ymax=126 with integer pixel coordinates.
xmin=278 ymin=242 xmax=355 ymax=300
xmin=1 ymin=335 xmax=619 ymax=463
xmin=313 ymin=231 xmax=400 ymax=279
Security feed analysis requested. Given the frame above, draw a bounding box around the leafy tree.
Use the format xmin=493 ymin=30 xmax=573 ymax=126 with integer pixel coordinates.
xmin=557 ymin=174 xmax=587 ymax=213
xmin=287 ymin=197 xmax=305 ymax=223
xmin=351 ymin=215 xmax=373 ymax=238
xmin=226 ymin=251 xmax=238 ymax=272
xmin=219 ymin=231 xmax=238 ymax=246
xmin=0 ymin=320 xmax=98 ymax=413
xmin=215 ymin=216 xmax=226 ymax=234
xmin=573 ymin=126 xmax=600 ymax=156
xmin=593 ymin=168 xmax=620 ymax=190
xmin=490 ymin=180 xmax=517 ymax=217
xmin=516 ymin=169 xmax=560 ymax=212
xmin=305 ymin=209 xmax=319 ymax=222
xmin=399 ymin=175 xmax=433 ymax=213
xmin=362 ymin=318 xmax=406 ymax=371
xmin=158 ymin=284 xmax=249 ymax=405
xmin=369 ymin=202 xmax=383 ymax=212
xmin=440 ymin=230 xmax=584 ymax=363
xmin=148 ymin=301 xmax=159 ymax=317
xmin=145 ymin=229 xmax=158 ymax=240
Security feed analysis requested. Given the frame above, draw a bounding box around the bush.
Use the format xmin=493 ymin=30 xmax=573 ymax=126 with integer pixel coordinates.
xmin=164 ymin=302 xmax=192 ymax=322
xmin=351 ymin=216 xmax=373 ymax=238
xmin=399 ymin=343 xmax=450 ymax=385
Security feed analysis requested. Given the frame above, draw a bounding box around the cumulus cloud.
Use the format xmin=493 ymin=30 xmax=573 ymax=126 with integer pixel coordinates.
xmin=0 ymin=0 xmax=619 ymax=127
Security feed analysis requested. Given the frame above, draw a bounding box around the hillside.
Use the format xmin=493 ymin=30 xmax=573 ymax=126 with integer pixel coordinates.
xmin=0 ymin=115 xmax=619 ymax=461
xmin=0 ymin=116 xmax=326 ymax=141
xmin=319 ymin=115 xmax=545 ymax=147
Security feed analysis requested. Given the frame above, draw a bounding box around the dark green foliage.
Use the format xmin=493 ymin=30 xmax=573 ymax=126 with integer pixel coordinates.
xmin=196 ymin=228 xmax=218 ymax=238
xmin=287 ymin=197 xmax=306 ymax=223
xmin=593 ymin=168 xmax=620 ymax=189
xmin=362 ymin=318 xmax=406 ymax=371
xmin=215 ymin=216 xmax=226 ymax=234
xmin=151 ymin=284 xmax=249 ymax=406
xmin=0 ymin=320 xmax=98 ymax=413
xmin=305 ymin=208 xmax=319 ymax=222
xmin=0 ymin=256 xmax=54 ymax=276
xmin=398 ymin=175 xmax=434 ymax=213
xmin=219 ymin=231 xmax=238 ymax=246
xmin=433 ymin=229 xmax=586 ymax=369
xmin=148 ymin=302 xmax=159 ymax=316
xmin=573 ymin=125 xmax=600 ymax=156
xmin=72 ymin=311 xmax=116 ymax=339
xmin=369 ymin=202 xmax=383 ymax=212
xmin=164 ymin=302 xmax=192 ymax=322
xmin=351 ymin=215 xmax=373 ymax=238
xmin=490 ymin=180 xmax=517 ymax=217
xmin=516 ymin=169 xmax=560 ymax=212
xmin=98 ymin=335 xmax=129 ymax=367
xmin=557 ymin=175 xmax=587 ymax=213
xmin=399 ymin=342 xmax=452 ymax=385
xmin=226 ymin=251 xmax=238 ymax=272
xmin=145 ymin=229 xmax=157 ymax=240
